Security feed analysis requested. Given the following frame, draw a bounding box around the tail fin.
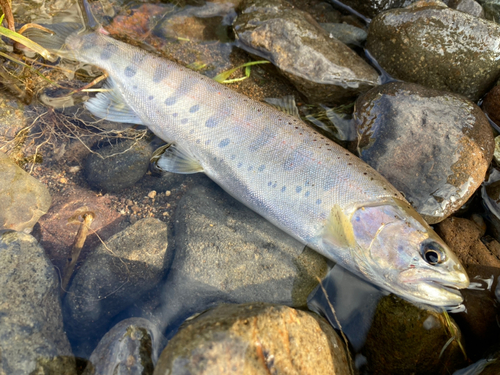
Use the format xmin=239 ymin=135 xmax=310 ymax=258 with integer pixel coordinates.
xmin=23 ymin=22 xmax=83 ymax=57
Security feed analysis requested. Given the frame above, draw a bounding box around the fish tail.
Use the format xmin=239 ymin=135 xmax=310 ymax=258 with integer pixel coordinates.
xmin=23 ymin=22 xmax=85 ymax=58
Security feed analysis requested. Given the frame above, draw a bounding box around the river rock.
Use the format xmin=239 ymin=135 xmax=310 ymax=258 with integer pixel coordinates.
xmin=354 ymin=81 xmax=494 ymax=224
xmin=361 ymin=295 xmax=467 ymax=375
xmin=84 ymin=138 xmax=153 ymax=193
xmin=337 ymin=0 xmax=415 ymax=19
xmin=477 ymin=0 xmax=500 ymax=22
xmin=0 ymin=151 xmax=51 ymax=232
xmin=154 ymin=303 xmax=353 ymax=375
xmin=155 ymin=177 xmax=328 ymax=336
xmin=366 ymin=1 xmax=500 ymax=101
xmin=64 ymin=217 xmax=170 ymax=357
xmin=482 ymin=84 xmax=500 ymax=128
xmin=0 ymin=231 xmax=76 ymax=374
xmin=447 ymin=0 xmax=485 ymax=17
xmin=319 ymin=23 xmax=367 ymax=47
xmin=83 ymin=318 xmax=162 ymax=375
xmin=234 ymin=0 xmax=380 ymax=105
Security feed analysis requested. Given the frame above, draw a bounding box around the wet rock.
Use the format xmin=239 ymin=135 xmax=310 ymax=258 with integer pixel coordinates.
xmin=155 ymin=178 xmax=328 ymax=335
xmin=0 ymin=151 xmax=51 ymax=232
xmin=482 ymin=84 xmax=500 ymax=128
xmin=435 ymin=216 xmax=500 ymax=360
xmin=478 ymin=0 xmax=500 ymax=22
xmin=64 ymin=218 xmax=170 ymax=357
xmin=84 ymin=139 xmax=153 ymax=193
xmin=154 ymin=303 xmax=353 ymax=375
xmin=366 ymin=1 xmax=500 ymax=101
xmin=319 ymin=23 xmax=367 ymax=47
xmin=83 ymin=318 xmax=162 ymax=375
xmin=355 ymin=81 xmax=494 ymax=224
xmin=337 ymin=0 xmax=415 ymax=19
xmin=38 ymin=185 xmax=124 ymax=272
xmin=361 ymin=295 xmax=467 ymax=375
xmin=234 ymin=0 xmax=380 ymax=105
xmin=448 ymin=0 xmax=485 ymax=17
xmin=0 ymin=231 xmax=76 ymax=375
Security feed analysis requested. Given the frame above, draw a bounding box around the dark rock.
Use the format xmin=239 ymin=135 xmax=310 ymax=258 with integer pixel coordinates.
xmin=362 ymin=295 xmax=467 ymax=375
xmin=154 ymin=303 xmax=353 ymax=375
xmin=234 ymin=0 xmax=380 ymax=105
xmin=482 ymin=85 xmax=500 ymax=128
xmin=155 ymin=178 xmax=328 ymax=336
xmin=83 ymin=318 xmax=162 ymax=375
xmin=319 ymin=23 xmax=367 ymax=47
xmin=355 ymin=81 xmax=494 ymax=224
xmin=478 ymin=0 xmax=500 ymax=23
xmin=0 ymin=231 xmax=76 ymax=375
xmin=64 ymin=218 xmax=170 ymax=358
xmin=0 ymin=151 xmax=51 ymax=232
xmin=336 ymin=0 xmax=415 ymax=19
xmin=84 ymin=139 xmax=153 ymax=193
xmin=366 ymin=1 xmax=500 ymax=101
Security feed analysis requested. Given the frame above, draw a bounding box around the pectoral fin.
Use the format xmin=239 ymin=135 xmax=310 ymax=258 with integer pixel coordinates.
xmin=152 ymin=144 xmax=203 ymax=174
xmin=264 ymin=96 xmax=300 ymax=117
xmin=85 ymin=78 xmax=144 ymax=125
xmin=323 ymin=205 xmax=357 ymax=249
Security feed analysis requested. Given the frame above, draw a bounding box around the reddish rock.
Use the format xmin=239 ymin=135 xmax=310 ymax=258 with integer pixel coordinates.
xmin=38 ymin=185 xmax=124 ymax=273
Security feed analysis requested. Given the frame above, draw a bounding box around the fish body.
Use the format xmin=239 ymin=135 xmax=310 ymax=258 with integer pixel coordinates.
xmin=31 ymin=25 xmax=469 ymax=306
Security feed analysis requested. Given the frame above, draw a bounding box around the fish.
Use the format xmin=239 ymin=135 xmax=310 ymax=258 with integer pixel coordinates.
xmin=28 ymin=23 xmax=469 ymax=307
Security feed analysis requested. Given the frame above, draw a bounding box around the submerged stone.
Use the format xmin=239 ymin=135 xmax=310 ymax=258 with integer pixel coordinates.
xmin=154 ymin=303 xmax=353 ymax=375
xmin=234 ymin=0 xmax=380 ymax=105
xmin=355 ymin=81 xmax=494 ymax=224
xmin=366 ymin=1 xmax=500 ymax=101
xmin=0 ymin=151 xmax=51 ymax=232
xmin=0 ymin=231 xmax=76 ymax=374
xmin=319 ymin=23 xmax=367 ymax=47
xmin=335 ymin=0 xmax=415 ymax=19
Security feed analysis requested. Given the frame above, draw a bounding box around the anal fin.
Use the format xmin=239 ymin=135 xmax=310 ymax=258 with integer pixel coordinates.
xmin=152 ymin=144 xmax=203 ymax=174
xmin=85 ymin=78 xmax=144 ymax=125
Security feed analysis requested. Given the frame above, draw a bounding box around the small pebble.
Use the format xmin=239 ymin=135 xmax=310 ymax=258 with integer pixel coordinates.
xmin=59 ymin=177 xmax=68 ymax=184
xmin=148 ymin=190 xmax=157 ymax=199
xmin=165 ymin=190 xmax=171 ymax=197
xmin=68 ymin=166 xmax=81 ymax=173
xmin=126 ymin=199 xmax=133 ymax=206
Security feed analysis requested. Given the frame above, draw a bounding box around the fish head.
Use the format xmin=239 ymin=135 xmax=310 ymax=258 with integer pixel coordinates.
xmin=344 ymin=199 xmax=469 ymax=307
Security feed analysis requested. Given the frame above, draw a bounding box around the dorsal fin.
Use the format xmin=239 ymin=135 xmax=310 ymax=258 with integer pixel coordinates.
xmin=85 ymin=78 xmax=144 ymax=125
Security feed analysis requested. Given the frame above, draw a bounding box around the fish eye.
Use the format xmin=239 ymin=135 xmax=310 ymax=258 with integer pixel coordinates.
xmin=421 ymin=241 xmax=446 ymax=265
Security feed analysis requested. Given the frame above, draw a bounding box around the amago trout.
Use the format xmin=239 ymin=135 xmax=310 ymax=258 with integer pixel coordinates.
xmin=29 ymin=24 xmax=469 ymax=306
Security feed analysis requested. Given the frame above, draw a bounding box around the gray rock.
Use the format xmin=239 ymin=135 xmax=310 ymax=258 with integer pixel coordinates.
xmin=319 ymin=23 xmax=367 ymax=47
xmin=84 ymin=139 xmax=153 ymax=193
xmin=477 ymin=0 xmax=500 ymax=22
xmin=155 ymin=178 xmax=328 ymax=333
xmin=0 ymin=231 xmax=76 ymax=375
xmin=354 ymin=81 xmax=494 ymax=224
xmin=83 ymin=318 xmax=163 ymax=375
xmin=366 ymin=1 xmax=500 ymax=101
xmin=0 ymin=151 xmax=51 ymax=233
xmin=334 ymin=0 xmax=415 ymax=19
xmin=234 ymin=0 xmax=380 ymax=105
xmin=64 ymin=218 xmax=170 ymax=357
xmin=154 ymin=303 xmax=353 ymax=375
xmin=448 ymin=0 xmax=485 ymax=17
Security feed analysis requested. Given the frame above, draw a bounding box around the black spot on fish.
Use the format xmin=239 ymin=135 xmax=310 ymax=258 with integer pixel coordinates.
xmin=249 ymin=131 xmax=274 ymax=152
xmin=181 ymin=118 xmax=188 ymax=124
xmin=316 ymin=199 xmax=322 ymax=205
xmin=100 ymin=43 xmax=118 ymax=60
xmin=124 ymin=65 xmax=137 ymax=77
xmin=153 ymin=64 xmax=169 ymax=83
xmin=148 ymin=95 xmax=154 ymax=100
xmin=296 ymin=186 xmax=302 ymax=193
xmin=258 ymin=165 xmax=265 ymax=172
xmin=205 ymin=116 xmax=219 ymax=128
xmin=172 ymin=113 xmax=178 ymax=117
xmin=196 ymin=139 xmax=200 ymax=144
xmin=281 ymin=186 xmax=286 ymax=192
xmin=231 ymin=155 xmax=236 ymax=160
xmin=189 ymin=104 xmax=200 ymax=113
xmin=238 ymin=162 xmax=243 ymax=168
xmin=268 ymin=181 xmax=272 ymax=186
xmin=305 ymin=191 xmax=310 ymax=197
xmin=219 ymin=138 xmax=230 ymax=148
xmin=205 ymin=140 xmax=211 ymax=146
xmin=248 ymin=166 xmax=253 ymax=171
xmin=165 ymin=97 xmax=177 ymax=106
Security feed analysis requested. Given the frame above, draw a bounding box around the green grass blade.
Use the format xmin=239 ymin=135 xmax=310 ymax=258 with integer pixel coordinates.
xmin=0 ymin=22 xmax=56 ymax=62
xmin=213 ymin=60 xmax=269 ymax=83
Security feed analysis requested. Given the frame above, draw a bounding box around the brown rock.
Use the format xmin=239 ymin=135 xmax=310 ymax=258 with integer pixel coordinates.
xmin=154 ymin=303 xmax=353 ymax=375
xmin=482 ymin=85 xmax=500 ymax=127
xmin=38 ymin=185 xmax=124 ymax=272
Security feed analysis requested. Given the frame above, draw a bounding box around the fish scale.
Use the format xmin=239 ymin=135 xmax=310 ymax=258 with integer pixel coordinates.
xmin=29 ymin=24 xmax=470 ymax=306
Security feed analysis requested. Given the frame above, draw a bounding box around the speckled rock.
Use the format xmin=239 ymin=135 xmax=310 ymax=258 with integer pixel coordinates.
xmin=64 ymin=218 xmax=170 ymax=358
xmin=447 ymin=0 xmax=485 ymax=17
xmin=234 ymin=0 xmax=380 ymax=105
xmin=83 ymin=318 xmax=162 ymax=375
xmin=337 ymin=0 xmax=415 ymax=19
xmin=366 ymin=1 xmax=500 ymax=101
xmin=154 ymin=303 xmax=353 ymax=375
xmin=155 ymin=177 xmax=328 ymax=335
xmin=355 ymin=81 xmax=494 ymax=224
xmin=482 ymin=85 xmax=500 ymax=127
xmin=477 ymin=0 xmax=500 ymax=22
xmin=0 ymin=151 xmax=51 ymax=233
xmin=362 ymin=295 xmax=467 ymax=375
xmin=319 ymin=23 xmax=367 ymax=47
xmin=84 ymin=139 xmax=153 ymax=193
xmin=0 ymin=231 xmax=76 ymax=375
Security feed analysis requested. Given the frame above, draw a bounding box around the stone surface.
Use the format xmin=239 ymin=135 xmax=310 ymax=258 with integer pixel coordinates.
xmin=477 ymin=0 xmax=500 ymax=22
xmin=482 ymin=84 xmax=500 ymax=128
xmin=154 ymin=303 xmax=353 ymax=375
xmin=361 ymin=295 xmax=467 ymax=375
xmin=84 ymin=139 xmax=153 ymax=193
xmin=83 ymin=318 xmax=162 ymax=375
xmin=319 ymin=23 xmax=367 ymax=47
xmin=339 ymin=0 xmax=415 ymax=19
xmin=448 ymin=0 xmax=485 ymax=17
xmin=38 ymin=184 xmax=124 ymax=273
xmin=366 ymin=1 xmax=500 ymax=101
xmin=354 ymin=81 xmax=494 ymax=224
xmin=155 ymin=177 xmax=328 ymax=336
xmin=234 ymin=0 xmax=380 ymax=105
xmin=64 ymin=218 xmax=170 ymax=358
xmin=0 ymin=151 xmax=52 ymax=232
xmin=0 ymin=231 xmax=76 ymax=375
